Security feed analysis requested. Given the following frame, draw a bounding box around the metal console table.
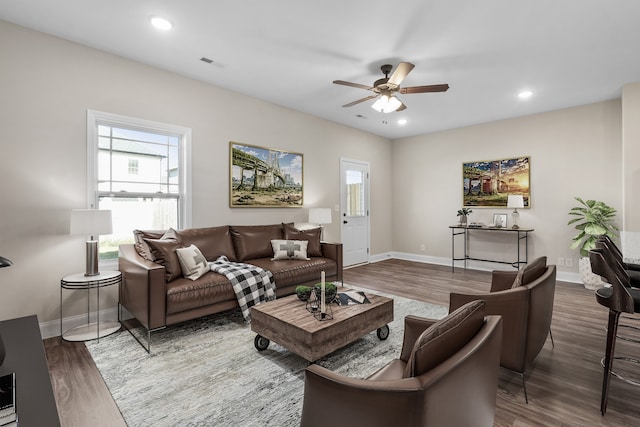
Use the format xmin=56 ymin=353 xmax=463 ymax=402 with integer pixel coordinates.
xmin=449 ymin=225 xmax=534 ymax=272
xmin=60 ymin=270 xmax=122 ymax=341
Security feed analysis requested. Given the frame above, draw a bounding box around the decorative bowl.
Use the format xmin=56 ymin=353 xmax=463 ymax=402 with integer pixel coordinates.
xmin=296 ymin=286 xmax=313 ymax=301
xmin=314 ymin=283 xmax=337 ymax=303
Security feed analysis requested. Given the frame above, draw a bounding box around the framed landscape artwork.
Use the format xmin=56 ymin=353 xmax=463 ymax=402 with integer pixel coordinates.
xmin=229 ymin=142 xmax=303 ymax=207
xmin=462 ymin=156 xmax=530 ymax=207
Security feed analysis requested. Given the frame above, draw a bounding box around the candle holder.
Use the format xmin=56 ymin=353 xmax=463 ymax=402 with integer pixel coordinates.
xmin=306 ymin=291 xmax=333 ymax=321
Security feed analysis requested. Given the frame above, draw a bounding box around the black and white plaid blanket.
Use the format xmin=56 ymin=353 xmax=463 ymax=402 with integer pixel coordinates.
xmin=210 ymin=256 xmax=276 ymax=321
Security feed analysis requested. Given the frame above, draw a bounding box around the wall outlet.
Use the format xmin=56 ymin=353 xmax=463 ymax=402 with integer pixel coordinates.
xmin=420 ymin=243 xmax=426 ymax=252
xmin=557 ymin=258 xmax=564 ymax=266
xmin=566 ymin=257 xmax=573 ymax=268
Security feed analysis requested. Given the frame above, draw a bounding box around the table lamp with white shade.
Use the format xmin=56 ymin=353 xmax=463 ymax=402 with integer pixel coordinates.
xmin=308 ymin=208 xmax=332 ymax=240
xmin=507 ymin=195 xmax=525 ymax=229
xmin=70 ymin=209 xmax=112 ymax=276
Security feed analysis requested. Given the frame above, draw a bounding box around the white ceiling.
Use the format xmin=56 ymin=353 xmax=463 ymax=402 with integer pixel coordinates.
xmin=1 ymin=0 xmax=639 ymax=139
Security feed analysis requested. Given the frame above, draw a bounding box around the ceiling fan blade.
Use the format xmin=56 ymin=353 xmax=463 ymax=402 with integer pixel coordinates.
xmin=387 ymin=62 xmax=415 ymax=86
xmin=396 ymin=102 xmax=407 ymax=112
xmin=333 ymin=80 xmax=374 ymax=91
xmin=400 ymin=84 xmax=450 ymax=94
xmin=342 ymin=95 xmax=378 ymax=108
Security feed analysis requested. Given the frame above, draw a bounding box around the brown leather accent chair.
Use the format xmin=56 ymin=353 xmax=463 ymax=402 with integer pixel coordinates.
xmin=449 ymin=257 xmax=556 ymax=403
xmin=590 ymin=247 xmax=640 ymax=414
xmin=300 ymin=301 xmax=503 ymax=427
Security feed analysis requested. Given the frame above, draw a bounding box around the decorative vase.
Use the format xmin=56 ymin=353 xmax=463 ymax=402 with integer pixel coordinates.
xmin=296 ymin=287 xmax=312 ymax=301
xmin=314 ymin=285 xmax=337 ymax=304
xmin=579 ymin=256 xmax=605 ymax=290
xmin=459 ymin=215 xmax=468 ymax=226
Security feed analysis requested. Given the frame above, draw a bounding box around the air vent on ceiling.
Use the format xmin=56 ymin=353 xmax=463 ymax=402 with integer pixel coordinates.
xmin=200 ymin=57 xmax=214 ymax=64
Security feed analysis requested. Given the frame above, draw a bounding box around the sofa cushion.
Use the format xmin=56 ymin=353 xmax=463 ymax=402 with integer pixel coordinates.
xmin=144 ymin=237 xmax=184 ymax=282
xmin=271 ymin=239 xmax=310 ymax=260
xmin=283 ymin=224 xmax=322 ymax=257
xmin=403 ymin=300 xmax=485 ymax=377
xmin=166 ymin=272 xmax=236 ymax=315
xmin=249 ymin=257 xmax=337 ymax=288
xmin=230 ymin=224 xmax=284 ymax=262
xmin=176 ymin=244 xmax=210 ymax=281
xmin=512 ymin=256 xmax=547 ymax=288
xmin=172 ymin=226 xmax=237 ymax=262
xmin=133 ymin=229 xmax=166 ymax=261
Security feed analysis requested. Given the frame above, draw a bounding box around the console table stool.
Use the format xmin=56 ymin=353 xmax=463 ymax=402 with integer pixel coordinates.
xmin=60 ymin=270 xmax=121 ymax=341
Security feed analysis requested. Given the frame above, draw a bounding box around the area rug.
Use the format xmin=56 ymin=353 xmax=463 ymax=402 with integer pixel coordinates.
xmin=86 ymin=287 xmax=447 ymax=427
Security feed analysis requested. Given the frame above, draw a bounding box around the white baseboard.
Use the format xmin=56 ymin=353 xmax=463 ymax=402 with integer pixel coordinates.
xmin=370 ymin=251 xmax=583 ymax=284
xmin=40 ymin=256 xmax=583 ymax=337
xmin=39 ymin=306 xmax=119 ymax=339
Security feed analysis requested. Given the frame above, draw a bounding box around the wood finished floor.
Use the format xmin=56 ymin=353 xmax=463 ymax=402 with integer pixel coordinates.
xmin=44 ymin=259 xmax=640 ymax=426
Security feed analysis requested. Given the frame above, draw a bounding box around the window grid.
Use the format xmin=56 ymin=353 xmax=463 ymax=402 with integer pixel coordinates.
xmin=88 ymin=110 xmax=191 ymax=263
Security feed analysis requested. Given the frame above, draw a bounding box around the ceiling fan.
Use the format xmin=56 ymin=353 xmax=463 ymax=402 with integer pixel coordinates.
xmin=333 ymin=62 xmax=449 ymax=113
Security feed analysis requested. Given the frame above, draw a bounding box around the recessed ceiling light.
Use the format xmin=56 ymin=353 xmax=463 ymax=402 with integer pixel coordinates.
xmin=151 ymin=16 xmax=172 ymax=31
xmin=518 ymin=90 xmax=533 ymax=100
xmin=397 ymin=119 xmax=408 ymax=125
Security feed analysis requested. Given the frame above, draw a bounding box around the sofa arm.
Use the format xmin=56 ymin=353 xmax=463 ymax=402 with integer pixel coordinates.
xmin=118 ymin=244 xmax=167 ymax=330
xmin=320 ymin=242 xmax=343 ymax=282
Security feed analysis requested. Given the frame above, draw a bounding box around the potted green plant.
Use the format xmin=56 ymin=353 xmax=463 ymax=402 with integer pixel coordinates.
xmin=295 ymin=285 xmax=313 ymax=301
xmin=314 ymin=282 xmax=337 ymax=303
xmin=457 ymin=208 xmax=472 ymax=225
xmin=568 ymin=197 xmax=618 ymax=289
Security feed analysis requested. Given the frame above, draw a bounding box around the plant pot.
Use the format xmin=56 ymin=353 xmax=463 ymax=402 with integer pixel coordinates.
xmin=296 ymin=286 xmax=313 ymax=301
xmin=459 ymin=215 xmax=468 ymax=226
xmin=314 ymin=285 xmax=337 ymax=304
xmin=578 ymin=256 xmax=606 ymax=290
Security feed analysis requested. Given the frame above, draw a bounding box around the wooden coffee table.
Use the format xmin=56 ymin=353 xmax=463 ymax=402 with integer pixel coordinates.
xmin=250 ymin=290 xmax=394 ymax=362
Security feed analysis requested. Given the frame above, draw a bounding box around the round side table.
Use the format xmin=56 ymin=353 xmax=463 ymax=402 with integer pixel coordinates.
xmin=60 ymin=270 xmax=122 ymax=342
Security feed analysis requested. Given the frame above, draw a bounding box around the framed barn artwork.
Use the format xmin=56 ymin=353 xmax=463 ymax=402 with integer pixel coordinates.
xmin=463 ymin=156 xmax=530 ymax=208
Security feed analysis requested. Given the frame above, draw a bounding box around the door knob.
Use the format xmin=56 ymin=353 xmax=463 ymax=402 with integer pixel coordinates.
xmin=343 ymin=220 xmax=348 ymax=224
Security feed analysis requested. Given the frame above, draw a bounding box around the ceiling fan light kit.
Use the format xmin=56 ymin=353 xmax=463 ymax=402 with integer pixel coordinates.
xmin=371 ymin=93 xmax=402 ymax=113
xmin=334 ymin=62 xmax=449 ymax=113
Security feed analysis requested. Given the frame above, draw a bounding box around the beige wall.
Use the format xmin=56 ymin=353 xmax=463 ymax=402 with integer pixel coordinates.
xmin=0 ymin=19 xmax=634 ymax=330
xmin=0 ymin=21 xmax=392 ymax=325
xmin=391 ymin=100 xmax=623 ymax=273
xmin=621 ymin=83 xmax=640 ymax=260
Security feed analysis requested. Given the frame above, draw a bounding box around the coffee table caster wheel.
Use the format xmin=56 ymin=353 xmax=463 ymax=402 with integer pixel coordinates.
xmin=377 ymin=325 xmax=390 ymax=340
xmin=254 ymin=334 xmax=270 ymax=351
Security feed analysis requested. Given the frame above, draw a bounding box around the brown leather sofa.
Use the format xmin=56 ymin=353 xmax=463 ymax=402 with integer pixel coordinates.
xmin=300 ymin=301 xmax=503 ymax=427
xmin=118 ymin=223 xmax=342 ymax=350
xmin=449 ymin=257 xmax=556 ymax=403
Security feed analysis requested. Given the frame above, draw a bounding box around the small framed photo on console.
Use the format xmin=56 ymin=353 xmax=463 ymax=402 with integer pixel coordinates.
xmin=492 ymin=213 xmax=508 ymax=228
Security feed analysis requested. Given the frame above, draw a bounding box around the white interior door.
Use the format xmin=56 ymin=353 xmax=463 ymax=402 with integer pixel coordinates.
xmin=340 ymin=159 xmax=370 ymax=267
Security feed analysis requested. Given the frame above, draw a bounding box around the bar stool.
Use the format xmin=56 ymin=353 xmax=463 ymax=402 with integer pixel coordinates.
xmin=596 ymin=237 xmax=640 ymax=344
xmin=597 ymin=235 xmax=640 ymax=287
xmin=590 ymin=248 xmax=640 ymax=415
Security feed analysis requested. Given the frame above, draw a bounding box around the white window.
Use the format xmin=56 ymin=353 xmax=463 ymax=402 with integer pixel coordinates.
xmin=87 ymin=110 xmax=192 ymax=263
xmin=127 ymin=159 xmax=139 ymax=175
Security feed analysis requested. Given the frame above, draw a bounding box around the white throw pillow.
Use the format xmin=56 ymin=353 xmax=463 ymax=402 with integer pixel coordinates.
xmin=175 ymin=244 xmax=209 ymax=280
xmin=271 ymin=239 xmax=310 ymax=260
